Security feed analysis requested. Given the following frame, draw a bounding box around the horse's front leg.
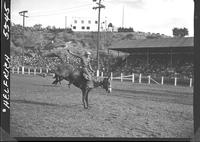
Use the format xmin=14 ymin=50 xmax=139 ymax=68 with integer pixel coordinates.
xmin=85 ymin=89 xmax=91 ymax=108
xmin=82 ymin=89 xmax=88 ymax=109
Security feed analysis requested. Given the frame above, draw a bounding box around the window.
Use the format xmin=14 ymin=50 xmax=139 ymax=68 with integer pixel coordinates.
xmin=81 ymin=26 xmax=85 ymax=30
xmin=95 ymin=21 xmax=98 ymax=24
xmin=74 ymin=20 xmax=77 ymax=24
xmin=86 ymin=26 xmax=90 ymax=30
xmin=73 ymin=26 xmax=76 ymax=29
xmin=81 ymin=20 xmax=84 ymax=24
xmin=88 ymin=20 xmax=91 ymax=24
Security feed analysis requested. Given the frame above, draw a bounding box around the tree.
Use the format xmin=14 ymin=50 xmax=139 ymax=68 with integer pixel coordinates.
xmin=33 ymin=24 xmax=42 ymax=30
xmin=121 ymin=34 xmax=134 ymax=40
xmin=46 ymin=26 xmax=51 ymax=30
xmin=108 ymin=23 xmax=113 ymax=28
xmin=108 ymin=23 xmax=114 ymax=32
xmin=146 ymin=33 xmax=162 ymax=39
xmin=117 ymin=27 xmax=134 ymax=32
xmin=172 ymin=27 xmax=189 ymax=37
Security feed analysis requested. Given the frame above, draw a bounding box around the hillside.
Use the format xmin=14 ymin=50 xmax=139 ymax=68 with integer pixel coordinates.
xmin=10 ymin=24 xmax=171 ymax=72
xmin=11 ymin=24 xmax=170 ymax=57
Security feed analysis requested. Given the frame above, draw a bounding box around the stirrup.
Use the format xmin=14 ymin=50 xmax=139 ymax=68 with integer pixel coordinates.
xmin=83 ymin=73 xmax=91 ymax=80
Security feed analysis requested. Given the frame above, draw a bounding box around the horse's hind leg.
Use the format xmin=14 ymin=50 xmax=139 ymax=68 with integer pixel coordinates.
xmin=54 ymin=76 xmax=63 ymax=85
xmin=68 ymin=80 xmax=73 ymax=88
xmin=52 ymin=79 xmax=57 ymax=85
xmin=52 ymin=75 xmax=59 ymax=85
xmin=58 ymin=77 xmax=62 ymax=85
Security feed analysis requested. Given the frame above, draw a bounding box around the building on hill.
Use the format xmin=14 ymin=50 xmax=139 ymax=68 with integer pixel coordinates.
xmin=65 ymin=16 xmax=107 ymax=32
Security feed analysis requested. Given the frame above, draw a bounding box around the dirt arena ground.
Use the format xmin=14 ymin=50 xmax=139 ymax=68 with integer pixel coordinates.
xmin=10 ymin=74 xmax=193 ymax=138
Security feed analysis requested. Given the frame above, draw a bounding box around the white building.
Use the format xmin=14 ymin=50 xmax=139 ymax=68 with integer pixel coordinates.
xmin=65 ymin=16 xmax=107 ymax=32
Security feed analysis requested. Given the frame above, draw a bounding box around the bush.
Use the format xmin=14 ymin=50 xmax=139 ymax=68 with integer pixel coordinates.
xmin=118 ymin=27 xmax=134 ymax=32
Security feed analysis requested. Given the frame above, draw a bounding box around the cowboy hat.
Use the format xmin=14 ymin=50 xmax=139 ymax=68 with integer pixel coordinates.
xmin=84 ymin=51 xmax=91 ymax=55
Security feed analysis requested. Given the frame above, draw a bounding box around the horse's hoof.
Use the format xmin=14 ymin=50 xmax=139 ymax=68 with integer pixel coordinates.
xmin=84 ymin=106 xmax=88 ymax=109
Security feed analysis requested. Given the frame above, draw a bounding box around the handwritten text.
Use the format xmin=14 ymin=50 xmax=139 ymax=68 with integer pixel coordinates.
xmin=3 ymin=2 xmax=10 ymax=40
xmin=2 ymin=54 xmax=10 ymax=111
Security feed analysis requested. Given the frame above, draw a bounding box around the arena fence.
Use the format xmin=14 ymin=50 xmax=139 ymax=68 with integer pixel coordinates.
xmin=11 ymin=66 xmax=193 ymax=88
xmin=11 ymin=66 xmax=54 ymax=76
xmin=109 ymin=72 xmax=193 ymax=88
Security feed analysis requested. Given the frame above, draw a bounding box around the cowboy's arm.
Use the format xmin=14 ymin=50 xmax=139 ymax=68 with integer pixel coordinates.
xmin=88 ymin=62 xmax=95 ymax=73
xmin=67 ymin=50 xmax=81 ymax=59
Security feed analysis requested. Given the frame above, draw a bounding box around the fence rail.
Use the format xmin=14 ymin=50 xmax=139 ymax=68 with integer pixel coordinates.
xmin=11 ymin=66 xmax=54 ymax=76
xmin=109 ymin=72 xmax=193 ymax=88
xmin=11 ymin=66 xmax=193 ymax=88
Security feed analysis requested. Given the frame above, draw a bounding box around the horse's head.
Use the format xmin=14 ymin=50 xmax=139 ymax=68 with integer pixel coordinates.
xmin=102 ymin=77 xmax=112 ymax=93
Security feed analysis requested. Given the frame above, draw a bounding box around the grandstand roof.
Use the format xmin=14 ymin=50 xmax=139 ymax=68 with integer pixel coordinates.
xmin=108 ymin=37 xmax=194 ymax=53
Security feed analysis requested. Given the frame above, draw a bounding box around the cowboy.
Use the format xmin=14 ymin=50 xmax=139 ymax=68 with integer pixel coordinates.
xmin=67 ymin=49 xmax=95 ymax=87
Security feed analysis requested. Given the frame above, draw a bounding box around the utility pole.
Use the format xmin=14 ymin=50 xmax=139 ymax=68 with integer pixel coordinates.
xmin=19 ymin=10 xmax=28 ymax=66
xmin=93 ymin=0 xmax=105 ymax=76
xmin=122 ymin=5 xmax=124 ymax=28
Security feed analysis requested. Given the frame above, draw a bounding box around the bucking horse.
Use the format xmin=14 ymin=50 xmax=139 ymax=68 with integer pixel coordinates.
xmin=52 ymin=63 xmax=112 ymax=109
xmin=52 ymin=64 xmax=74 ymax=87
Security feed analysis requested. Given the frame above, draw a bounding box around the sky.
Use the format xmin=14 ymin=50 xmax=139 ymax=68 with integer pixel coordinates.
xmin=11 ymin=0 xmax=194 ymax=36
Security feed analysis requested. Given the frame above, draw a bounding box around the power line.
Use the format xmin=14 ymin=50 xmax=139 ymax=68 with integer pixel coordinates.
xmin=29 ymin=4 xmax=93 ymax=18
xmin=30 ymin=3 xmax=91 ymax=14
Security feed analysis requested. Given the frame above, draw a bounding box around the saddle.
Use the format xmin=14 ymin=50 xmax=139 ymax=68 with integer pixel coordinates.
xmin=82 ymin=72 xmax=94 ymax=88
xmin=82 ymin=68 xmax=94 ymax=81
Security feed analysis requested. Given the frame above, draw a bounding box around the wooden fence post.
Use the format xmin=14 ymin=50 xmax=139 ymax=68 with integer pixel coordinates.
xmin=139 ymin=74 xmax=142 ymax=83
xmin=110 ymin=72 xmax=113 ymax=81
xmin=28 ymin=68 xmax=30 ymax=75
xmin=121 ymin=73 xmax=123 ymax=82
xmin=132 ymin=73 xmax=135 ymax=83
xmin=22 ymin=66 xmax=25 ymax=74
xmin=34 ymin=68 xmax=36 ymax=75
xmin=46 ymin=68 xmax=49 ymax=74
xmin=17 ymin=67 xmax=19 ymax=74
xmin=96 ymin=70 xmax=99 ymax=77
xmin=161 ymin=76 xmax=164 ymax=85
xmin=40 ymin=67 xmax=42 ymax=74
xmin=101 ymin=72 xmax=103 ymax=78
xmin=174 ymin=77 xmax=177 ymax=86
xmin=12 ymin=67 xmax=14 ymax=74
xmin=190 ymin=78 xmax=192 ymax=87
xmin=148 ymin=75 xmax=151 ymax=84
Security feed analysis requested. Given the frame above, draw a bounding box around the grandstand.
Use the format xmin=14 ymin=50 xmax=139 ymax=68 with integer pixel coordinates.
xmin=108 ymin=37 xmax=194 ymax=78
